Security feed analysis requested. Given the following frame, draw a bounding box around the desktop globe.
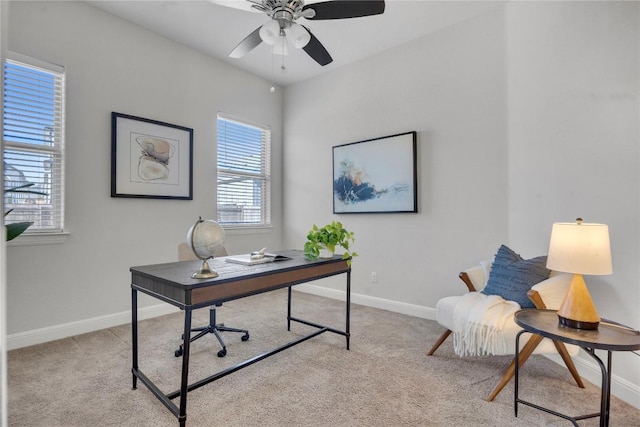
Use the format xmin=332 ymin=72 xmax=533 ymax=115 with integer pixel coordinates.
xmin=187 ymin=217 xmax=225 ymax=259
xmin=187 ymin=217 xmax=225 ymax=279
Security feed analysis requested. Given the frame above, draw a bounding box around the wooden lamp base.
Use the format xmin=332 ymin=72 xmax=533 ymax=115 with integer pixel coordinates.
xmin=557 ymin=273 xmax=600 ymax=330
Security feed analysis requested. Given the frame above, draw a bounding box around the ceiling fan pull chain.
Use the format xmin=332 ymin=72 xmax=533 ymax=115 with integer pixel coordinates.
xmin=281 ymin=41 xmax=286 ymax=71
xmin=270 ymin=47 xmax=276 ymax=92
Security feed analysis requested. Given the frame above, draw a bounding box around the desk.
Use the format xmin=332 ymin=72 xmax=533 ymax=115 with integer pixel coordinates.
xmin=514 ymin=309 xmax=640 ymax=427
xmin=130 ymin=250 xmax=351 ymax=426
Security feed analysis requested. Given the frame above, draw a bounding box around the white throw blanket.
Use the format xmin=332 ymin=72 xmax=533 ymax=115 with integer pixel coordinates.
xmin=452 ymin=292 xmax=520 ymax=357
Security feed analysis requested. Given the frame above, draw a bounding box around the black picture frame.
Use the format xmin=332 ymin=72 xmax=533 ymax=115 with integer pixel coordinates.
xmin=111 ymin=112 xmax=193 ymax=200
xmin=333 ymin=131 xmax=417 ymax=213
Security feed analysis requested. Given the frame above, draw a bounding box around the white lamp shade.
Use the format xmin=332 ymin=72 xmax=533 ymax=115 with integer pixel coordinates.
xmin=259 ymin=19 xmax=280 ymax=45
xmin=546 ymin=222 xmax=613 ymax=275
xmin=288 ymin=22 xmax=311 ymax=49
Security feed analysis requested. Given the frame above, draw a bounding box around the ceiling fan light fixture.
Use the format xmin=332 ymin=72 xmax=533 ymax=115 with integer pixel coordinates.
xmin=259 ymin=19 xmax=280 ymax=45
xmin=272 ymin=35 xmax=288 ymax=56
xmin=226 ymin=0 xmax=386 ymax=67
xmin=288 ymin=22 xmax=310 ymax=49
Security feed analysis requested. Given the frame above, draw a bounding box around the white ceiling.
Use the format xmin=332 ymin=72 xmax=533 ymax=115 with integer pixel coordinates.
xmin=87 ymin=0 xmax=504 ymax=86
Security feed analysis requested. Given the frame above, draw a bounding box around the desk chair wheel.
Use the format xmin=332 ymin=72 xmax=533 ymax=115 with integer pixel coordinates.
xmin=216 ymin=334 xmax=248 ymax=357
xmin=175 ymin=346 xmax=184 ymax=357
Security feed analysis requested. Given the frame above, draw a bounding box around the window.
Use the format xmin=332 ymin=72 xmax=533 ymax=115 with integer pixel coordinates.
xmin=3 ymin=54 xmax=65 ymax=235
xmin=216 ymin=114 xmax=271 ymax=227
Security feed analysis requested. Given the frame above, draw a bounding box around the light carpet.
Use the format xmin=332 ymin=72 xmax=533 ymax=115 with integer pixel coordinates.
xmin=8 ymin=289 xmax=640 ymax=426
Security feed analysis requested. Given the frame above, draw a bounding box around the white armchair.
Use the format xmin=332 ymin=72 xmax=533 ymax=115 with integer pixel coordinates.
xmin=427 ymin=260 xmax=585 ymax=401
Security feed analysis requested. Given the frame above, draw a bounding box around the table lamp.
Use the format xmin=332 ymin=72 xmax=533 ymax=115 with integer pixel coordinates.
xmin=546 ymin=218 xmax=613 ymax=330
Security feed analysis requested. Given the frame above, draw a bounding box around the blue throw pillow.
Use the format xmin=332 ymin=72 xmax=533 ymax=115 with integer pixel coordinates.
xmin=481 ymin=245 xmax=550 ymax=308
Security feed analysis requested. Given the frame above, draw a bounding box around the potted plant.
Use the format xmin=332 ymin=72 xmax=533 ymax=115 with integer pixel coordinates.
xmin=303 ymin=220 xmax=358 ymax=264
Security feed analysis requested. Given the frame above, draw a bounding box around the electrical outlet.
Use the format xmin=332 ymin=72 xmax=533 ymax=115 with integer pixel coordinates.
xmin=370 ymin=272 xmax=377 ymax=283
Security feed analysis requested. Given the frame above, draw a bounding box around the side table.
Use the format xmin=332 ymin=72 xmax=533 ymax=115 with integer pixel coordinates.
xmin=514 ymin=309 xmax=640 ymax=427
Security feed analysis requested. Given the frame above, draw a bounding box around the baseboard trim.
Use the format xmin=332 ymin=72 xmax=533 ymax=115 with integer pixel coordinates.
xmin=6 ymin=303 xmax=179 ymax=351
xmin=6 ymin=285 xmax=434 ymax=350
xmin=6 ymin=285 xmax=639 ymax=411
xmin=294 ymin=283 xmax=437 ymax=320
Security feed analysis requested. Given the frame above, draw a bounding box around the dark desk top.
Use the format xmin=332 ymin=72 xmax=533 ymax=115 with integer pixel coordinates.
xmin=130 ymin=249 xmax=350 ymax=308
xmin=515 ymin=309 xmax=640 ymax=351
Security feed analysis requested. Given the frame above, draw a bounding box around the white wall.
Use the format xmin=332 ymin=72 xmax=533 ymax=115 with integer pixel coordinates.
xmin=506 ymin=0 xmax=640 ymax=402
xmin=283 ymin=6 xmax=509 ymax=311
xmin=5 ymin=1 xmax=284 ymax=337
xmin=284 ymin=1 xmax=639 ymax=408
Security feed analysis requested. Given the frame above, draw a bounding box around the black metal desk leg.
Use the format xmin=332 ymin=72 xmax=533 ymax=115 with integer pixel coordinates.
xmin=131 ymin=288 xmax=138 ymax=390
xmin=346 ymin=271 xmax=351 ymax=350
xmin=178 ymin=308 xmax=193 ymax=427
xmin=287 ymin=286 xmax=292 ymax=331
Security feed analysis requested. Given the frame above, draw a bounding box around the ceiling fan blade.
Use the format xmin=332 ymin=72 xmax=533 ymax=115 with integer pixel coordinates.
xmin=302 ymin=0 xmax=385 ymax=20
xmin=229 ymin=26 xmax=263 ymax=58
xmin=302 ymin=27 xmax=333 ymax=66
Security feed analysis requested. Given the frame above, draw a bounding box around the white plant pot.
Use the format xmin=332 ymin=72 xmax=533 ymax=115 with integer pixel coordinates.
xmin=318 ymin=248 xmax=334 ymax=258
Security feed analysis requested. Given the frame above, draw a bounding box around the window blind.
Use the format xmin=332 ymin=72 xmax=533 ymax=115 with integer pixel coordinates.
xmin=3 ymin=56 xmax=65 ymax=234
xmin=217 ymin=115 xmax=271 ymax=227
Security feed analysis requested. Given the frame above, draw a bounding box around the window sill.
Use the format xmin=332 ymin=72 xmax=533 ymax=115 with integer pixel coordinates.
xmin=223 ymin=225 xmax=274 ymax=235
xmin=6 ymin=231 xmax=69 ymax=246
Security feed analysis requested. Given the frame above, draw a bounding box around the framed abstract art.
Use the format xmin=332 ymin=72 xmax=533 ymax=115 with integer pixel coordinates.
xmin=111 ymin=112 xmax=193 ymax=200
xmin=333 ymin=131 xmax=417 ymax=214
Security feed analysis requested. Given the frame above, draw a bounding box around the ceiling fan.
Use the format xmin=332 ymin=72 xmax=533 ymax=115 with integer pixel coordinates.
xmin=216 ymin=0 xmax=386 ymax=66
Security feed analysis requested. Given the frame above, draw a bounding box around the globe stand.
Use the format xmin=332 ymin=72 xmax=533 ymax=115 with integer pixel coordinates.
xmin=188 ymin=217 xmax=225 ymax=279
xmin=192 ymin=257 xmax=218 ymax=279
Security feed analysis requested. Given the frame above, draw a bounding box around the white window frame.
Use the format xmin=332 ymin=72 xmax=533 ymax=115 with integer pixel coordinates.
xmin=216 ymin=113 xmax=271 ymax=229
xmin=3 ymin=52 xmax=65 ymax=242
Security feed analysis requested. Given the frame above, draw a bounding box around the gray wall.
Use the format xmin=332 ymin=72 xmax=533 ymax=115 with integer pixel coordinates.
xmin=283 ymin=1 xmax=639 ymax=406
xmin=5 ymin=1 xmax=284 ymax=334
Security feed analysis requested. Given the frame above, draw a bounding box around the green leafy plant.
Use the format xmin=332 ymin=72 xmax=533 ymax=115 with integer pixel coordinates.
xmin=303 ymin=220 xmax=358 ymax=264
xmin=4 ymin=183 xmax=46 ymax=241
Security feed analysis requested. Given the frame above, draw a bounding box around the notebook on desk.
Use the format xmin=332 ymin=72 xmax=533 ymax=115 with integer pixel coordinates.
xmin=225 ymin=253 xmax=291 ymax=266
